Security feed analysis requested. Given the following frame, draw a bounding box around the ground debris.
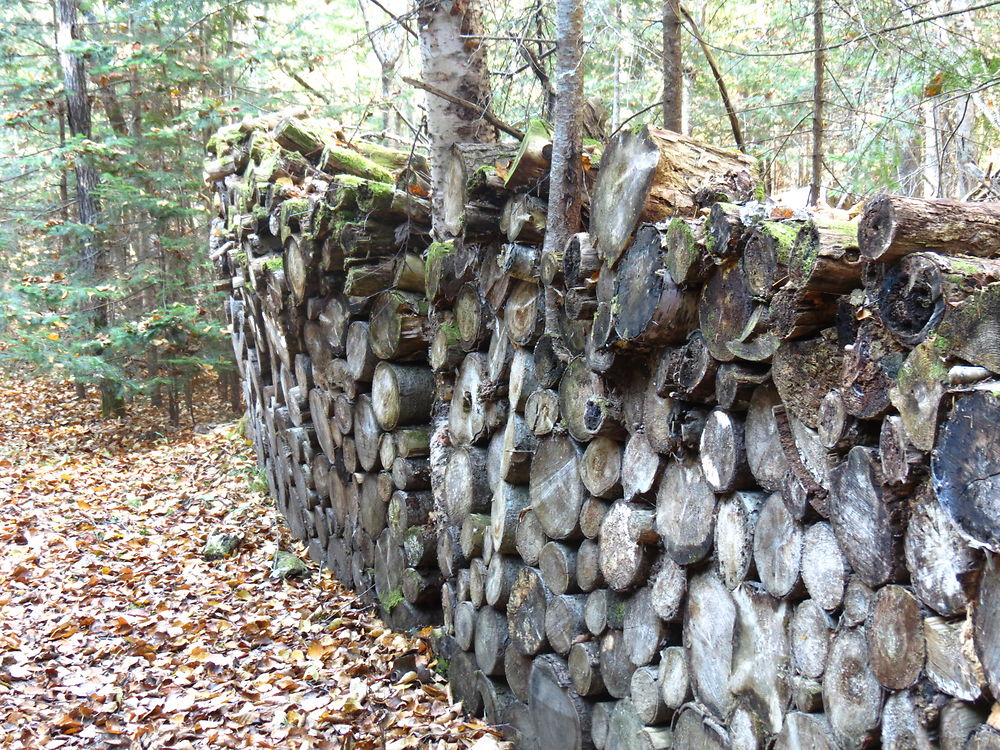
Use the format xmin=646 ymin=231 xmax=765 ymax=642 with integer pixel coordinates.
xmin=0 ymin=379 xmax=501 ymax=749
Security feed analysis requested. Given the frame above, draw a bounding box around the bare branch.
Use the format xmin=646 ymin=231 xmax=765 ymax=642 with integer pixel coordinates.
xmin=401 ymin=76 xmax=525 ymax=140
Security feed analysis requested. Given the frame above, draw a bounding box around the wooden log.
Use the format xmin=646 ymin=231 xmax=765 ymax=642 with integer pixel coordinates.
xmin=507 ymin=566 xmax=551 ymax=655
xmin=568 ymin=641 xmax=606 ymax=697
xmin=889 ymin=340 xmax=947 ymax=452
xmin=623 ymin=586 xmax=666 ymax=666
xmin=741 ymin=219 xmax=800 ymax=298
xmin=842 ymin=575 xmax=875 ymax=628
xmin=664 ymin=216 xmax=712 ymax=285
xmin=648 ymin=554 xmax=686 ymax=622
xmin=506 ymin=280 xmax=545 ymax=347
xmin=771 ymin=330 xmax=843 ymax=430
xmin=545 ymin=593 xmax=588 ymax=655
xmin=524 ymin=387 xmax=559 ymax=436
xmin=429 ymin=318 xmax=463 ymax=373
xmin=599 ymin=629 xmax=637 ymax=699
xmin=599 ymin=501 xmax=658 ymax=591
xmin=817 ymin=388 xmax=863 ymax=452
xmin=829 ymin=445 xmax=906 ymax=587
xmin=729 ymin=583 xmax=792 ymax=735
xmin=528 ymin=654 xmax=594 ymax=750
xmin=402 ymin=523 xmax=436 ymax=567
xmin=753 ymin=489 xmax=804 ymax=599
xmin=823 ymin=628 xmax=883 ymax=750
xmin=800 ymin=521 xmax=849 ymax=611
xmin=474 ymin=606 xmax=510 ymax=676
xmin=345 ymin=320 xmax=378 ymax=382
xmin=558 ymin=356 xmax=620 ymax=443
xmin=459 ymin=512 xmax=490 ymax=559
xmin=673 ymin=331 xmax=718 ymax=403
xmin=874 ymin=252 xmax=1000 ymax=346
xmin=631 ymin=666 xmax=671 ymax=725
xmin=486 ymin=554 xmax=523 ymax=609
xmin=684 ymin=570 xmax=737 ymax=721
xmin=858 ymin=194 xmax=1000 ymax=262
xmin=940 ymin=699 xmax=986 ymax=750
xmin=509 ymin=347 xmax=538 ymax=413
xmin=612 ymin=225 xmax=698 ymax=347
xmin=773 ymin=712 xmax=837 ymax=750
xmin=401 ymin=566 xmax=442 ymax=605
xmin=935 ymin=280 xmax=1000 ymax=373
xmin=881 ymin=689 xmax=943 ymax=750
xmin=657 ymin=646 xmax=690 ymax=710
xmin=589 ymin=126 xmax=757 ymax=266
xmin=925 ymin=615 xmax=986 ymax=701
xmin=932 ymin=391 xmax=1000 ymax=551
xmin=369 ymin=290 xmax=428 ymax=361
xmin=285 ymin=235 xmax=320 ymax=304
xmin=787 ymin=215 xmax=861 ymax=293
xmin=620 ymin=433 xmax=662 ymax=500
xmin=501 ymin=193 xmax=547 ymax=243
xmin=371 ymin=363 xmax=434 ymax=432
xmin=530 ymin=435 xmax=586 ymax=540
xmin=447 ymin=648 xmax=484 ymax=716
xmin=867 ymin=585 xmax=925 ymax=690
xmin=974 ymin=559 xmax=1000 ymax=698
xmin=671 ymin=705 xmax=727 ymax=749
xmin=563 ymin=232 xmax=600 ymax=289
xmin=583 ymin=588 xmax=621 ymax=637
xmin=699 ymin=409 xmax=754 ymax=492
xmin=441 ymin=446 xmax=490 ymax=524
xmin=904 ymin=483 xmax=979 ymax=617
xmin=744 ymin=383 xmax=791 ymax=491
xmin=453 ymin=282 xmax=490 ymax=352
xmin=515 ymin=508 xmax=547 ymax=566
xmin=656 ymin=456 xmax=717 ymax=565
xmin=706 ymin=201 xmax=746 ymax=263
xmin=714 ymin=490 xmax=764 ymax=590
xmin=575 ymin=538 xmax=604 ymax=592
xmin=352 ymin=394 xmax=382 ymax=472
xmin=491 ymin=481 xmax=530 ymax=556
xmin=449 ymin=353 xmax=499 ymax=446
xmin=539 ymin=541 xmax=580 ymax=596
xmin=698 ymin=261 xmax=757 ymax=363
xmin=580 ymin=439 xmax=622 ymax=501
xmin=790 ymin=599 xmax=833 ymax=679
xmin=840 ymin=317 xmax=906 ymax=420
xmin=505 ymin=645 xmax=535 ymax=703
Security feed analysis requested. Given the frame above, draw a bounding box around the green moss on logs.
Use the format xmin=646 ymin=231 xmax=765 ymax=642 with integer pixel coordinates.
xmin=261 ymin=256 xmax=284 ymax=272
xmin=379 ymin=588 xmax=404 ymax=612
xmin=759 ymin=221 xmax=800 ymax=264
xmin=320 ymin=145 xmax=394 ymax=183
xmin=234 ymin=251 xmax=248 ymax=267
xmin=207 ymin=124 xmax=244 ymax=156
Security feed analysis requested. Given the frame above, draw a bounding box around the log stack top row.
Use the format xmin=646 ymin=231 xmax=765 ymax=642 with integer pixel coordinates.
xmin=206 ymin=107 xmax=1000 ymax=750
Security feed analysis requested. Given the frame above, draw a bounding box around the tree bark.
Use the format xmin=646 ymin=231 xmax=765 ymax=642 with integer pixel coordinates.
xmin=416 ymin=0 xmax=495 ymax=240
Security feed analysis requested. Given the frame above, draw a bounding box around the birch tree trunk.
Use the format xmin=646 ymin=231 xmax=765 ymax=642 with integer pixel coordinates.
xmin=416 ymin=0 xmax=495 ymax=239
xmin=542 ymin=0 xmax=585 ymax=275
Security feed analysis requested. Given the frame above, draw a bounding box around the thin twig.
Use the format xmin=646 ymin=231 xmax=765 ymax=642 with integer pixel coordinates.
xmin=679 ymin=5 xmax=746 ymax=152
xmin=401 ymin=76 xmax=525 ymax=140
xmin=363 ymin=0 xmax=419 ymax=39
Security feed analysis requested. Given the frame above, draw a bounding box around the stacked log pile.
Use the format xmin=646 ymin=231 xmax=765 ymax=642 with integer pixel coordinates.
xmin=207 ymin=110 xmax=1000 ymax=750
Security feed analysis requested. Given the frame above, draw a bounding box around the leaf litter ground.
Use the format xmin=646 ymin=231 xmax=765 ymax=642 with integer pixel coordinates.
xmin=0 ymin=379 xmax=503 ymax=749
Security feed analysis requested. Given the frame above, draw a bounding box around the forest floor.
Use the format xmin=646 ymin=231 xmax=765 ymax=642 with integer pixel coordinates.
xmin=0 ymin=379 xmax=502 ymax=749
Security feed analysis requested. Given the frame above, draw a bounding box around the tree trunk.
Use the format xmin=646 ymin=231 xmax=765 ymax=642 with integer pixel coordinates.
xmin=662 ymin=0 xmax=683 ymax=131
xmin=542 ymin=0 xmax=585 ymax=271
xmin=416 ymin=0 xmax=495 ymax=239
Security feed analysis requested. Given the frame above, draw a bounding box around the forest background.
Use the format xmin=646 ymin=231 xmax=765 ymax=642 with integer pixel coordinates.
xmin=1 ymin=0 xmax=997 ymax=419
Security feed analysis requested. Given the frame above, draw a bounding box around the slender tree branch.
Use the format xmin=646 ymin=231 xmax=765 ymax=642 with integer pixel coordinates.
xmin=684 ymin=0 xmax=1000 ymax=58
xmin=401 ymin=76 xmax=525 ymax=139
xmin=679 ymin=5 xmax=746 ymax=152
xmin=363 ymin=0 xmax=419 ymax=39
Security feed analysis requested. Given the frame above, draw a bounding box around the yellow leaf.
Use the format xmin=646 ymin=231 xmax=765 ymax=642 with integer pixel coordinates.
xmin=47 ymin=333 xmax=60 ymax=341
